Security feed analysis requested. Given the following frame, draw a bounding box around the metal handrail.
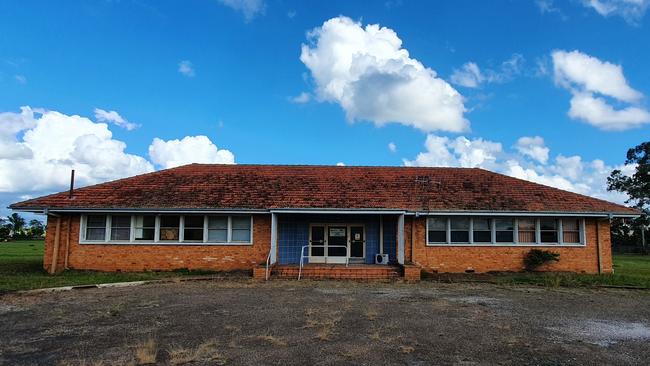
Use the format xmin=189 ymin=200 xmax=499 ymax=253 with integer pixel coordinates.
xmin=265 ymin=248 xmax=272 ymax=281
xmin=298 ymin=245 xmax=349 ymax=280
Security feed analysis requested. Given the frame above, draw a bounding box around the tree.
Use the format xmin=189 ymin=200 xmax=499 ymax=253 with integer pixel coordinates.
xmin=607 ymin=141 xmax=650 ymax=252
xmin=28 ymin=219 xmax=45 ymax=238
xmin=6 ymin=213 xmax=26 ymax=238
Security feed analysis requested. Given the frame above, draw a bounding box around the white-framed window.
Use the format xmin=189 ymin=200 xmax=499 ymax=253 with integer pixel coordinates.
xmin=80 ymin=214 xmax=253 ymax=245
xmin=426 ymin=216 xmax=585 ymax=246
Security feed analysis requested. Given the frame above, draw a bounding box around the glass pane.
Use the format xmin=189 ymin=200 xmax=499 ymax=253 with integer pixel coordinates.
xmin=563 ymin=231 xmax=580 ymax=243
xmin=184 ymin=228 xmax=204 ymax=241
xmin=111 ymin=228 xmax=130 ymax=241
xmin=473 ymin=218 xmax=490 ymax=230
xmin=451 ymin=231 xmax=469 ymax=243
xmin=495 ymin=219 xmax=514 ymax=231
xmin=232 ymin=229 xmax=251 ymax=242
xmin=208 ymin=216 xmax=228 ymax=229
xmin=208 ymin=229 xmax=227 ymax=242
xmin=135 ymin=228 xmax=154 ymax=241
xmin=428 ymin=231 xmax=447 ymax=243
xmin=87 ymin=215 xmax=106 ymax=227
xmin=160 ymin=228 xmax=179 ymax=241
xmin=160 ymin=215 xmax=180 ymax=227
xmin=541 ymin=231 xmax=558 ymax=243
xmin=473 ymin=231 xmax=491 ymax=243
xmin=111 ymin=215 xmax=131 ymax=228
xmin=86 ymin=228 xmax=105 ymax=240
xmin=496 ymin=231 xmax=514 ymax=242
xmin=563 ymin=219 xmax=579 ymax=231
xmin=428 ymin=218 xmax=446 ymax=231
xmin=184 ymin=215 xmax=204 ymax=228
xmin=518 ymin=219 xmax=535 ymax=230
xmin=232 ymin=216 xmax=251 ymax=229
xmin=540 ymin=219 xmax=557 ymax=230
xmin=450 ymin=218 xmax=469 ymax=230
xmin=518 ymin=231 xmax=536 ymax=243
xmin=135 ymin=215 xmax=155 ymax=228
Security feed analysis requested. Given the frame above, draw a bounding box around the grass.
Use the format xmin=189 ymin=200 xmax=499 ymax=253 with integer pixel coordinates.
xmin=493 ymin=254 xmax=650 ymax=289
xmin=0 ymin=240 xmax=215 ymax=292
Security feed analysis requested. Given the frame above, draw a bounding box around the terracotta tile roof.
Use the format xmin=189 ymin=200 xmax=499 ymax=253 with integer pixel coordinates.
xmin=9 ymin=164 xmax=640 ymax=215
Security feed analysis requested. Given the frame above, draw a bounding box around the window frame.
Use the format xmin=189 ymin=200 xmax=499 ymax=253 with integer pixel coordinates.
xmin=425 ymin=216 xmax=586 ymax=247
xmin=80 ymin=214 xmax=253 ymax=245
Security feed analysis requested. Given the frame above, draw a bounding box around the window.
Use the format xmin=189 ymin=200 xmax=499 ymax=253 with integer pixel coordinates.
xmin=427 ymin=218 xmax=447 ymax=244
xmin=473 ymin=218 xmax=492 ymax=243
xmin=450 ymin=218 xmax=469 ymax=243
xmin=134 ymin=215 xmax=155 ymax=241
xmin=110 ymin=215 xmax=131 ymax=241
xmin=85 ymin=215 xmax=107 ymax=241
xmin=540 ymin=219 xmax=558 ymax=243
xmin=159 ymin=215 xmax=180 ymax=241
xmin=208 ymin=216 xmax=228 ymax=242
xmin=495 ymin=218 xmax=514 ymax=243
xmin=518 ymin=219 xmax=536 ymax=243
xmin=562 ymin=219 xmax=581 ymax=243
xmin=183 ymin=215 xmax=204 ymax=242
xmin=231 ymin=216 xmax=252 ymax=243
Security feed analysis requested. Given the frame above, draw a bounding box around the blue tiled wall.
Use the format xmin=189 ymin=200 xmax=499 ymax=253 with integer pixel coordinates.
xmin=277 ymin=215 xmax=397 ymax=265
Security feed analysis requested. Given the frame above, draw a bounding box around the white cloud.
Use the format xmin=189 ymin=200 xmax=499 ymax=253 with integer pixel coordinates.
xmin=178 ymin=60 xmax=195 ymax=77
xmin=567 ymin=92 xmax=650 ymax=130
xmin=336 ymin=162 xmax=345 ymax=166
xmin=300 ymin=16 xmax=468 ymax=133
xmin=403 ymin=133 xmax=631 ymax=204
xmin=536 ymin=0 xmax=567 ymax=18
xmin=94 ymin=108 xmax=140 ymax=131
xmin=0 ymin=107 xmax=154 ymax=193
xmin=514 ymin=136 xmax=549 ymax=164
xmin=290 ymin=92 xmax=311 ymax=104
xmin=148 ymin=135 xmax=235 ymax=169
xmin=551 ymin=50 xmax=650 ymax=130
xmin=582 ymin=0 xmax=649 ymax=24
xmin=217 ymin=0 xmax=266 ymax=22
xmin=450 ymin=54 xmax=524 ymax=88
xmin=14 ymin=75 xmax=26 ymax=84
xmin=388 ymin=142 xmax=397 ymax=153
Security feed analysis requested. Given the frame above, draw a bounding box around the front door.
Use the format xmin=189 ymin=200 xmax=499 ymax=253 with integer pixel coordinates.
xmin=326 ymin=226 xmax=348 ymax=264
xmin=349 ymin=226 xmax=365 ymax=260
xmin=309 ymin=225 xmax=325 ymax=263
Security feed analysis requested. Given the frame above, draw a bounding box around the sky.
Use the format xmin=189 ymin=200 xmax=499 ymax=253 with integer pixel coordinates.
xmin=1 ymin=0 xmax=650 ymax=218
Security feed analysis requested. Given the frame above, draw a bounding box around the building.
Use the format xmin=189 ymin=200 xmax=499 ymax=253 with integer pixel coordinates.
xmin=9 ymin=164 xmax=640 ymax=280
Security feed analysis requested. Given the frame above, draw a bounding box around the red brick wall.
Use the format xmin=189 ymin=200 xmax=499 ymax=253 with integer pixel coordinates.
xmin=44 ymin=214 xmax=271 ymax=273
xmin=405 ymin=217 xmax=612 ymax=274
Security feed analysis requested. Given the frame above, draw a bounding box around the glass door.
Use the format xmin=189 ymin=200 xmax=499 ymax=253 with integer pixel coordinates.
xmin=349 ymin=226 xmax=365 ymax=259
xmin=326 ymin=226 xmax=348 ymax=264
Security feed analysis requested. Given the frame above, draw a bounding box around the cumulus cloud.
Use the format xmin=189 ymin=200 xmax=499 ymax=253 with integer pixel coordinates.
xmin=300 ymin=16 xmax=468 ymax=132
xmin=552 ymin=50 xmax=650 ymax=130
xmin=403 ymin=133 xmax=631 ymax=203
xmin=148 ymin=135 xmax=235 ymax=169
xmin=336 ymin=162 xmax=345 ymax=166
xmin=514 ymin=136 xmax=549 ymax=164
xmin=0 ymin=107 xmax=154 ymax=193
xmin=582 ymin=0 xmax=649 ymax=24
xmin=94 ymin=108 xmax=140 ymax=130
xmin=217 ymin=0 xmax=266 ymax=22
xmin=178 ymin=60 xmax=195 ymax=77
xmin=450 ymin=54 xmax=524 ymax=88
xmin=290 ymin=92 xmax=311 ymax=104
xmin=388 ymin=142 xmax=397 ymax=153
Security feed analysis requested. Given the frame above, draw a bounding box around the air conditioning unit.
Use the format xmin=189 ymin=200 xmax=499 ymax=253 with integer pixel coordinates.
xmin=375 ymin=254 xmax=389 ymax=265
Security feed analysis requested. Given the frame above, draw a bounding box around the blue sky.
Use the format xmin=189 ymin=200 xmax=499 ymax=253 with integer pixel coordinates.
xmin=1 ymin=0 xmax=649 ymax=217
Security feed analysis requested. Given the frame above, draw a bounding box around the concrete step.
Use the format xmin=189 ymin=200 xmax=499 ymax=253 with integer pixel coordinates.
xmin=272 ymin=265 xmax=401 ymax=280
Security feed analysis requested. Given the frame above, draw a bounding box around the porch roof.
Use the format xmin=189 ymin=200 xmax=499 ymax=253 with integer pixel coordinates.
xmin=9 ymin=164 xmax=640 ymax=216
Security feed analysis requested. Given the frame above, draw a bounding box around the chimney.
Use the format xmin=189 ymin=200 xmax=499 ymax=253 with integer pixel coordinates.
xmin=69 ymin=169 xmax=75 ymax=198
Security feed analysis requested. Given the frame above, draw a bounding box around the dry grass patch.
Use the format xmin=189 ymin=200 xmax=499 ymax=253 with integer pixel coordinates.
xmin=255 ymin=334 xmax=288 ymax=346
xmin=167 ymin=340 xmax=224 ymax=365
xmin=365 ymin=308 xmax=379 ymax=321
xmin=134 ymin=338 xmax=157 ymax=365
xmin=399 ymin=345 xmax=415 ymax=354
xmin=369 ymin=331 xmax=381 ymax=341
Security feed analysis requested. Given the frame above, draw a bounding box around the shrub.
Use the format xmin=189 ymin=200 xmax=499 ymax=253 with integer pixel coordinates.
xmin=524 ymin=249 xmax=559 ymax=271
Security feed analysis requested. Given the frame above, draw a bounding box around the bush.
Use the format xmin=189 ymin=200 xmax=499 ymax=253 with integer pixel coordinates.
xmin=524 ymin=249 xmax=559 ymax=271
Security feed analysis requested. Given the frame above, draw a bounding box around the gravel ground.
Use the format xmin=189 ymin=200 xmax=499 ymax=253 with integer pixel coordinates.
xmin=1 ymin=279 xmax=650 ymax=365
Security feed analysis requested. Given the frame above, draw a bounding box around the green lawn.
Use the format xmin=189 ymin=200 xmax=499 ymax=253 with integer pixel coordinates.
xmin=0 ymin=240 xmax=214 ymax=292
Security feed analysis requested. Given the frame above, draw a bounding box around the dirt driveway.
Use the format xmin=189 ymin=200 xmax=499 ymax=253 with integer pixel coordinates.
xmin=1 ymin=279 xmax=650 ymax=365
